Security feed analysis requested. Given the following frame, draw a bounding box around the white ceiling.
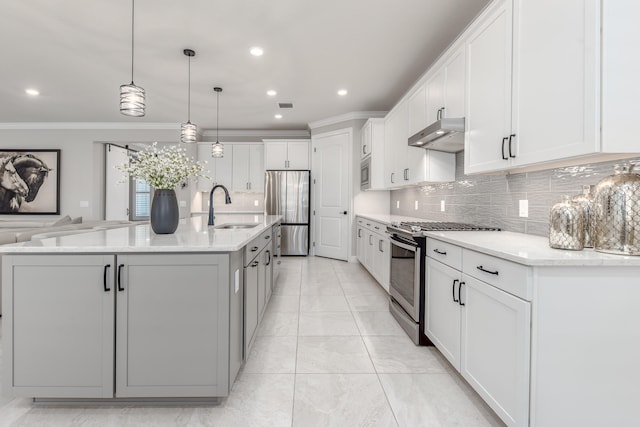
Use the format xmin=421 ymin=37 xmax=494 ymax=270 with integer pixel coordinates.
xmin=1 ymin=0 xmax=489 ymax=131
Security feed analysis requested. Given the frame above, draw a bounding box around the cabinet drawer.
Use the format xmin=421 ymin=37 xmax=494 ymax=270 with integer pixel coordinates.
xmin=244 ymin=228 xmax=272 ymax=263
xmin=427 ymin=238 xmax=462 ymax=270
xmin=462 ymin=249 xmax=532 ymax=301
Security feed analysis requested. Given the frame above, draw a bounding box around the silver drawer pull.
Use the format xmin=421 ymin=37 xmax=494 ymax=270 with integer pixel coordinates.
xmin=476 ymin=265 xmax=499 ymax=275
xmin=433 ymin=248 xmax=447 ymax=255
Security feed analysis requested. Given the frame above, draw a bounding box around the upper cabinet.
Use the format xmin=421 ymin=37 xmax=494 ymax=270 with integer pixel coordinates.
xmin=263 ymin=139 xmax=310 ymax=170
xmin=465 ymin=0 xmax=636 ymax=174
xmin=360 ymin=118 xmax=386 ymax=190
xmin=232 ymin=144 xmax=264 ymax=192
xmin=196 ymin=143 xmax=233 ymax=192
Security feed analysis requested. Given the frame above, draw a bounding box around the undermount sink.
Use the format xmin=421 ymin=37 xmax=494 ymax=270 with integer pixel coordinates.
xmin=213 ymin=223 xmax=259 ymax=230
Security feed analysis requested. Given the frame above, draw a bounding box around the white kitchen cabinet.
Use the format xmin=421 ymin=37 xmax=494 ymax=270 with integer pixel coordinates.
xmin=232 ymin=144 xmax=264 ymax=192
xmin=360 ymin=118 xmax=372 ymax=159
xmin=356 ymin=225 xmax=366 ymax=265
xmin=372 ymin=233 xmax=390 ymax=293
xmin=263 ymin=139 xmax=310 ymax=170
xmin=424 ymin=239 xmax=530 ymax=427
xmin=383 ymin=103 xmax=402 ymax=188
xmin=360 ymin=119 xmax=386 ymax=190
xmin=426 ymin=72 xmax=444 ymax=126
xmin=408 ymin=83 xmax=428 ymax=137
xmin=197 ymin=143 xmax=233 ymax=192
xmin=355 ymin=217 xmax=390 ymax=293
xmin=465 ymin=0 xmax=607 ymax=174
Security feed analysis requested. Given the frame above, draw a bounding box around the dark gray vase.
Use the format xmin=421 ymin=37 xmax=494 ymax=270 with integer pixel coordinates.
xmin=150 ymin=189 xmax=179 ymax=234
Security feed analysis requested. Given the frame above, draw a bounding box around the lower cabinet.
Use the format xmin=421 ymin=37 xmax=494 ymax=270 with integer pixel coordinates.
xmin=355 ymin=218 xmax=390 ymax=292
xmin=425 ymin=242 xmax=531 ymax=427
xmin=2 ymin=253 xmax=231 ymax=399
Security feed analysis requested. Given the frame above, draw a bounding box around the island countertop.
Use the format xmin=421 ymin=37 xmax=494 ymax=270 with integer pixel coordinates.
xmin=0 ymin=214 xmax=282 ymax=254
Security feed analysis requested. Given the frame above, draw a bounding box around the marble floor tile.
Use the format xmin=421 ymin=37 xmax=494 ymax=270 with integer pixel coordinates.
xmin=379 ymin=373 xmax=505 ymax=427
xmin=341 ymin=280 xmax=389 ymax=297
xmin=299 ymin=282 xmax=344 ymax=296
xmin=298 ymin=311 xmax=360 ymax=336
xmin=257 ymin=310 xmax=299 ymax=336
xmin=352 ymin=311 xmax=406 ymax=336
xmin=266 ymin=295 xmax=300 ymax=312
xmin=346 ymin=293 xmax=390 ymax=312
xmin=363 ymin=336 xmax=451 ymax=373
xmin=296 ymin=336 xmax=374 ymax=373
xmin=293 ymin=374 xmax=397 ymax=427
xmin=244 ymin=336 xmax=298 ymax=374
xmin=189 ymin=373 xmax=295 ymax=427
xmin=299 ymin=295 xmax=350 ymax=312
xmin=272 ymin=279 xmax=301 ymax=296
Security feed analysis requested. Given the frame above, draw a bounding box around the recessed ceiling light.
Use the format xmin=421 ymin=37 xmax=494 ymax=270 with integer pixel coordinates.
xmin=267 ymin=90 xmax=277 ymax=96
xmin=250 ymin=46 xmax=264 ymax=56
xmin=25 ymin=88 xmax=40 ymax=96
xmin=337 ymin=89 xmax=348 ymax=96
xmin=274 ymin=114 xmax=283 ymax=119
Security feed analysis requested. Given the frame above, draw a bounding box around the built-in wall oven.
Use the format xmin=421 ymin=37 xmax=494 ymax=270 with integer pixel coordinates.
xmin=360 ymin=157 xmax=371 ymax=190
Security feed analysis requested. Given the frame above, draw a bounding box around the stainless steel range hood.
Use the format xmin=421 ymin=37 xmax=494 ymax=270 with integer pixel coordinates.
xmin=408 ymin=117 xmax=465 ymax=152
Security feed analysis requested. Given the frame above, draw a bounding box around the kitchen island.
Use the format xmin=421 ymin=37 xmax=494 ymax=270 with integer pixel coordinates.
xmin=0 ymin=214 xmax=281 ymax=402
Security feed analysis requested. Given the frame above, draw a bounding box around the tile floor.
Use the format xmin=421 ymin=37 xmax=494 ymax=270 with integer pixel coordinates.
xmin=0 ymin=256 xmax=504 ymax=427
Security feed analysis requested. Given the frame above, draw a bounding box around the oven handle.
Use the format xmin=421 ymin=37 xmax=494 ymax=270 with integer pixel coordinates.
xmin=390 ymin=235 xmax=418 ymax=251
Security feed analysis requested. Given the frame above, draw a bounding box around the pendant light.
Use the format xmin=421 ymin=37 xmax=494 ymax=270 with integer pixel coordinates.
xmin=120 ymin=0 xmax=145 ymax=117
xmin=211 ymin=87 xmax=224 ymax=158
xmin=180 ymin=49 xmax=197 ymax=143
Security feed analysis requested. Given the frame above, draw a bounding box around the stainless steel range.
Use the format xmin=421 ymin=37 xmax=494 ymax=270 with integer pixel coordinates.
xmin=387 ymin=221 xmax=500 ymax=345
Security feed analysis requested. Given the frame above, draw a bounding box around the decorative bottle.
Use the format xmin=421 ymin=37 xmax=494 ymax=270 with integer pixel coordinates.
xmin=549 ymin=195 xmax=586 ymax=250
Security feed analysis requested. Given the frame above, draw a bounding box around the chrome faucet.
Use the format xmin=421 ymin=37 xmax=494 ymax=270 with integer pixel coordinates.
xmin=208 ymin=184 xmax=232 ymax=226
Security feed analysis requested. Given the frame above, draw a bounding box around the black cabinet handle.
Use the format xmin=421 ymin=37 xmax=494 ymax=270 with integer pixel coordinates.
xmin=117 ymin=264 xmax=125 ymax=292
xmin=508 ymin=134 xmax=516 ymax=158
xmin=501 ymin=137 xmax=508 ymax=160
xmin=433 ymin=248 xmax=447 ymax=255
xmin=459 ymin=281 xmax=466 ymax=306
xmin=251 ymin=260 xmax=259 ymax=267
xmin=477 ymin=265 xmax=499 ymax=275
xmin=265 ymin=235 xmax=270 ymax=239
xmin=363 ymin=145 xmax=366 ymax=155
xmin=266 ymin=250 xmax=271 ymax=266
xmin=358 ymin=229 xmax=362 ymax=238
xmin=251 ymin=246 xmax=259 ymax=252
xmin=103 ymin=264 xmax=111 ymax=292
xmin=391 ymin=172 xmax=395 ymax=183
xmin=374 ymin=226 xmax=379 ymax=230
xmin=452 ymin=279 xmax=459 ymax=302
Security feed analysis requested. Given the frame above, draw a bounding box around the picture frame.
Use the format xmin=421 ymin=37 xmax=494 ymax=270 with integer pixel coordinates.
xmin=0 ymin=149 xmax=60 ymax=215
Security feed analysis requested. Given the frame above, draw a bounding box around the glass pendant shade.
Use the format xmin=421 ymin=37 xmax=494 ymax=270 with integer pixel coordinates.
xmin=181 ymin=122 xmax=197 ymax=143
xmin=211 ymin=142 xmax=224 ymax=158
xmin=120 ymin=83 xmax=145 ymax=117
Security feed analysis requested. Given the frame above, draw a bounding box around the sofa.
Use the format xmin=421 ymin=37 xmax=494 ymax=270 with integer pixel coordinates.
xmin=0 ymin=216 xmax=135 ymax=316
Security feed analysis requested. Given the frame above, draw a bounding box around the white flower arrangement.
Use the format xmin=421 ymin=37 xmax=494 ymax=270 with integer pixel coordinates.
xmin=118 ymin=142 xmax=207 ymax=190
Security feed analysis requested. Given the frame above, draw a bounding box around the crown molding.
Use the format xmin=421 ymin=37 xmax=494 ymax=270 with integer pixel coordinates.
xmin=200 ymin=129 xmax=310 ymax=138
xmin=307 ymin=111 xmax=387 ymax=130
xmin=0 ymin=122 xmax=181 ymax=131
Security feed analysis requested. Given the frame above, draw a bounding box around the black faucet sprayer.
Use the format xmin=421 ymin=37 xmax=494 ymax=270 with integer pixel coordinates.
xmin=208 ymin=184 xmax=232 ymax=226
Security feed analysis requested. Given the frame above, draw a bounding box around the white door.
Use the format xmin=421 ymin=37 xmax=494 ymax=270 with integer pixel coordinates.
xmin=105 ymin=145 xmax=130 ymax=220
xmin=312 ymin=129 xmax=351 ymax=261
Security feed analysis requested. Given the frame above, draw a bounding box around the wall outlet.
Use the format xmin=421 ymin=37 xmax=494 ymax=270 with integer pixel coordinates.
xmin=179 ymin=200 xmax=187 ymax=207
xmin=79 ymin=201 xmax=89 ymax=208
xmin=254 ymin=199 xmax=259 ymax=207
xmin=519 ymin=199 xmax=529 ymax=217
xmin=396 ymin=200 xmax=400 ymax=209
xmin=440 ymin=200 xmax=445 ymax=212
xmin=414 ymin=200 xmax=419 ymax=210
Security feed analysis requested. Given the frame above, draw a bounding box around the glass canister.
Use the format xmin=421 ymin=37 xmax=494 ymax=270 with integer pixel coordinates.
xmin=571 ymin=185 xmax=595 ymax=248
xmin=549 ymin=195 xmax=586 ymax=250
xmin=592 ymin=163 xmax=640 ymax=255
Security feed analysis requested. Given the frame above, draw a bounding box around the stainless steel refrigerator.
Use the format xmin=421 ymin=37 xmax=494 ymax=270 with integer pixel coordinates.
xmin=264 ymin=170 xmax=310 ymax=255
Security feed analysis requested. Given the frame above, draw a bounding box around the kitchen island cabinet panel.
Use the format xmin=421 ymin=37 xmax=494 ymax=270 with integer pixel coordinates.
xmin=115 ymin=254 xmax=229 ymax=398
xmin=3 ymin=254 xmax=115 ymax=398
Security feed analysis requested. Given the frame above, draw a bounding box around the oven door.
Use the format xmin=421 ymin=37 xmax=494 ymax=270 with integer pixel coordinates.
xmin=389 ymin=234 xmax=420 ymax=322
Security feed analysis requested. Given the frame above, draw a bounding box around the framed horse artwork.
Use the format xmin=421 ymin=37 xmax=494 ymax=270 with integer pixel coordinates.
xmin=0 ymin=149 xmax=60 ymax=215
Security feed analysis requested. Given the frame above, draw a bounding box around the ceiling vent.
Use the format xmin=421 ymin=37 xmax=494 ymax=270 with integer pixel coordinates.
xmin=277 ymin=102 xmax=294 ymax=109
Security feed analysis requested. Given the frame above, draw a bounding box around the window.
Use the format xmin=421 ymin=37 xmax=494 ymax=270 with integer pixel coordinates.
xmin=130 ymin=178 xmax=151 ymax=220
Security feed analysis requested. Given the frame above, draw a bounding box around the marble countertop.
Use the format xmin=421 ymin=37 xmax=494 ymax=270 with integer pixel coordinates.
xmin=355 ymin=213 xmax=427 ymax=224
xmin=0 ymin=214 xmax=282 ymax=254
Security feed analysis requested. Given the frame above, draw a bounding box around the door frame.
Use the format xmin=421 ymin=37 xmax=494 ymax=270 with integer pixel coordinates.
xmin=311 ymin=127 xmax=353 ymax=260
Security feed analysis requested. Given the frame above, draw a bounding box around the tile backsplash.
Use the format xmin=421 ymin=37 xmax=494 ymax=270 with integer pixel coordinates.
xmin=390 ymin=152 xmax=640 ymax=236
xmin=198 ymin=191 xmax=264 ymax=213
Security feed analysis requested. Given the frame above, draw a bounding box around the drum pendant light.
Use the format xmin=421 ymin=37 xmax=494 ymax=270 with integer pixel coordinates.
xmin=180 ymin=49 xmax=197 ymax=143
xmin=120 ymin=0 xmax=145 ymax=117
xmin=211 ymin=87 xmax=224 ymax=158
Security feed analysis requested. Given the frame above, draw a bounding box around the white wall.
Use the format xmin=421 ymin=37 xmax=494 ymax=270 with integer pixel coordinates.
xmin=0 ymin=128 xmax=183 ymax=220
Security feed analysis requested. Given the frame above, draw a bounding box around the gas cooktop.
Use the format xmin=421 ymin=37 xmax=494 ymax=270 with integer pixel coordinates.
xmin=388 ymin=221 xmax=500 ymax=236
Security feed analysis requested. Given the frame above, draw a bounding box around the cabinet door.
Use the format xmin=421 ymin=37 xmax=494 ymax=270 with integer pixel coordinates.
xmin=361 ymin=120 xmax=372 ymax=158
xmin=287 ymin=141 xmax=310 ymax=169
xmin=356 ymin=226 xmax=366 ymax=264
xmin=257 ymin=252 xmax=267 ymax=320
xmin=408 ymin=83 xmax=428 ymax=136
xmin=264 ymin=242 xmax=273 ymax=304
xmin=374 ymin=235 xmax=390 ymax=293
xmin=511 ymin=0 xmax=599 ymax=167
xmin=464 ymin=0 xmax=513 ymax=174
xmin=3 ymin=254 xmax=115 ymax=398
xmin=264 ymin=142 xmax=288 ymax=169
xmin=460 ymin=274 xmax=530 ymax=427
xmin=197 ymin=144 xmax=216 ymax=192
xmin=383 ymin=108 xmax=399 ymax=187
xmin=364 ymin=230 xmax=375 ymax=273
xmin=249 ymin=144 xmax=265 ymax=192
xmin=232 ymin=144 xmax=251 ymax=192
xmin=426 ymin=70 xmax=445 ymax=125
xmin=216 ymin=147 xmax=234 ymax=188
xmin=443 ymin=47 xmax=466 ymax=119
xmin=425 ymin=258 xmax=461 ymax=369
xmin=115 ymin=254 xmax=230 ymax=398
xmin=245 ymin=258 xmax=259 ymax=354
